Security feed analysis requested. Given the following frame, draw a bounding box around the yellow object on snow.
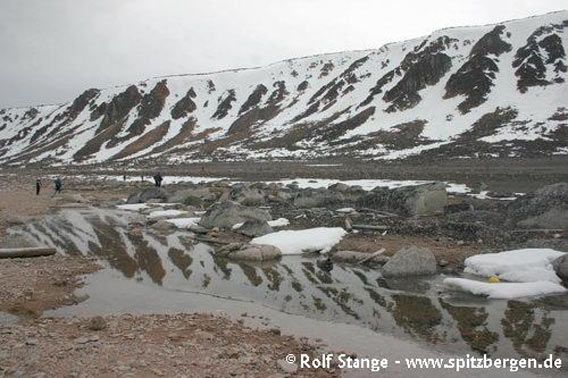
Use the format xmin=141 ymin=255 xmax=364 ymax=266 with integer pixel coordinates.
xmin=488 ymin=276 xmax=501 ymax=283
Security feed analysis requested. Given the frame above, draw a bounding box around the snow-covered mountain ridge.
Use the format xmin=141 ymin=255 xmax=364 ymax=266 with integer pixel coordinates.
xmin=1 ymin=11 xmax=567 ymax=165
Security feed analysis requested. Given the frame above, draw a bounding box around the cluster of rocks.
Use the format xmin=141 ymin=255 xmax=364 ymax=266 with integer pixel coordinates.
xmin=123 ymin=180 xmax=568 ymax=278
xmin=126 ymin=180 xmax=451 ymax=217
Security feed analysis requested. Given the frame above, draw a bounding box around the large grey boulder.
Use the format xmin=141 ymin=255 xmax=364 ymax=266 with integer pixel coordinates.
xmin=127 ymin=187 xmax=168 ymax=204
xmin=552 ymin=254 xmax=568 ymax=283
xmin=293 ymin=188 xmax=345 ymax=208
xmin=357 ymin=183 xmax=448 ymax=216
xmin=331 ymin=250 xmax=390 ymax=265
xmin=216 ymin=243 xmax=281 ymax=261
xmin=507 ymin=183 xmax=568 ymax=229
xmin=267 ymin=187 xmax=294 ymax=203
xmin=381 ymin=246 xmax=437 ymax=277
xmin=236 ymin=219 xmax=274 ymax=237
xmin=167 ymin=186 xmax=219 ymax=204
xmin=229 ymin=185 xmax=266 ymax=206
xmin=150 ymin=219 xmax=176 ymax=233
xmin=199 ymin=201 xmax=271 ymax=229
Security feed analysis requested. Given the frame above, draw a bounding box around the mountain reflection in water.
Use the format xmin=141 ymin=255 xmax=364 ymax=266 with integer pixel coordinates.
xmin=12 ymin=208 xmax=568 ymax=363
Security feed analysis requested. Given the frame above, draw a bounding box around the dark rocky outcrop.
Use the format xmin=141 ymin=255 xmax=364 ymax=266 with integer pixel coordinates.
xmin=469 ymin=25 xmax=512 ymax=57
xmin=74 ymin=85 xmax=142 ymax=160
xmin=384 ymin=53 xmax=452 ymax=112
xmin=212 ymin=90 xmax=236 ymax=120
xmin=97 ymin=85 xmax=142 ymax=134
xmin=445 ymin=26 xmax=512 ymax=114
xmin=379 ymin=36 xmax=456 ymax=112
xmin=513 ymin=22 xmax=567 ymax=93
xmin=228 ymin=82 xmax=287 ymax=135
xmin=238 ymin=84 xmax=268 ymax=115
xmin=457 ymin=107 xmax=517 ymax=141
xmin=171 ymin=88 xmax=197 ymax=119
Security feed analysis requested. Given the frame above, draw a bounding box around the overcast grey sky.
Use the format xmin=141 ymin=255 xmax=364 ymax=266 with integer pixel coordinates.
xmin=0 ymin=0 xmax=565 ymax=108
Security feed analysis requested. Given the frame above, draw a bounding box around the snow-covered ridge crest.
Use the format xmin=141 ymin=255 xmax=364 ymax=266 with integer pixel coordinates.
xmin=0 ymin=11 xmax=567 ymax=166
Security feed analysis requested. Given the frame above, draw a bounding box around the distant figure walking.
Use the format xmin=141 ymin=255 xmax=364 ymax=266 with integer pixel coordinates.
xmin=35 ymin=178 xmax=42 ymax=196
xmin=153 ymin=173 xmax=163 ymax=187
xmin=123 ymin=175 xmax=127 ymax=181
xmin=53 ymin=177 xmax=63 ymax=196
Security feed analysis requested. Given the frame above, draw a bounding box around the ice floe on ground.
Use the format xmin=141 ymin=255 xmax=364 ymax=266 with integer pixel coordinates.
xmin=251 ymin=227 xmax=346 ymax=255
xmin=444 ymin=278 xmax=566 ymax=299
xmin=444 ymin=248 xmax=567 ymax=299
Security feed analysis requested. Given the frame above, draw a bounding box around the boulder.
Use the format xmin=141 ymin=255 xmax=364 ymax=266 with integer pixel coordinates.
xmin=230 ymin=185 xmax=266 ymax=206
xmin=293 ymin=188 xmax=345 ymax=208
xmin=127 ymin=187 xmax=168 ymax=204
xmin=236 ymin=219 xmax=274 ymax=237
xmin=216 ymin=243 xmax=281 ymax=261
xmin=507 ymin=183 xmax=568 ymax=229
xmin=150 ymin=220 xmax=176 ymax=232
xmin=267 ymin=188 xmax=294 ymax=203
xmin=329 ymin=182 xmax=350 ymax=192
xmin=357 ymin=183 xmax=448 ymax=216
xmin=199 ymin=201 xmax=271 ymax=229
xmin=331 ymin=250 xmax=389 ymax=265
xmin=381 ymin=246 xmax=437 ymax=277
xmin=167 ymin=187 xmax=219 ymax=204
xmin=552 ymin=254 xmax=568 ymax=283
xmin=188 ymin=224 xmax=209 ymax=234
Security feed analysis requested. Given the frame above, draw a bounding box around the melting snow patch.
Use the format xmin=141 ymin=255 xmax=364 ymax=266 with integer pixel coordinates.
xmin=164 ymin=217 xmax=201 ymax=228
xmin=463 ymin=248 xmax=565 ymax=284
xmin=147 ymin=209 xmax=189 ymax=219
xmin=443 ymin=248 xmax=567 ymax=299
xmin=232 ymin=218 xmax=290 ymax=230
xmin=268 ymin=218 xmax=290 ymax=228
xmin=444 ymin=278 xmax=566 ymax=299
xmin=251 ymin=227 xmax=346 ymax=255
xmin=116 ymin=204 xmax=149 ymax=211
xmin=336 ymin=207 xmax=356 ymax=213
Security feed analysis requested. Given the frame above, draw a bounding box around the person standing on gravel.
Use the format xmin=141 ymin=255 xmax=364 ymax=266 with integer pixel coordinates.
xmin=153 ymin=173 xmax=163 ymax=187
xmin=53 ymin=177 xmax=63 ymax=195
xmin=35 ymin=178 xmax=42 ymax=196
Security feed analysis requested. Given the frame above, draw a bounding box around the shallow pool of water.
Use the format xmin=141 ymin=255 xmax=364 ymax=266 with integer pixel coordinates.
xmin=11 ymin=208 xmax=568 ymax=369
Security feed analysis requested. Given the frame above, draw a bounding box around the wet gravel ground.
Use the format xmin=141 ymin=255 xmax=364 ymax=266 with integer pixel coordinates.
xmin=0 ymin=313 xmax=338 ymax=377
